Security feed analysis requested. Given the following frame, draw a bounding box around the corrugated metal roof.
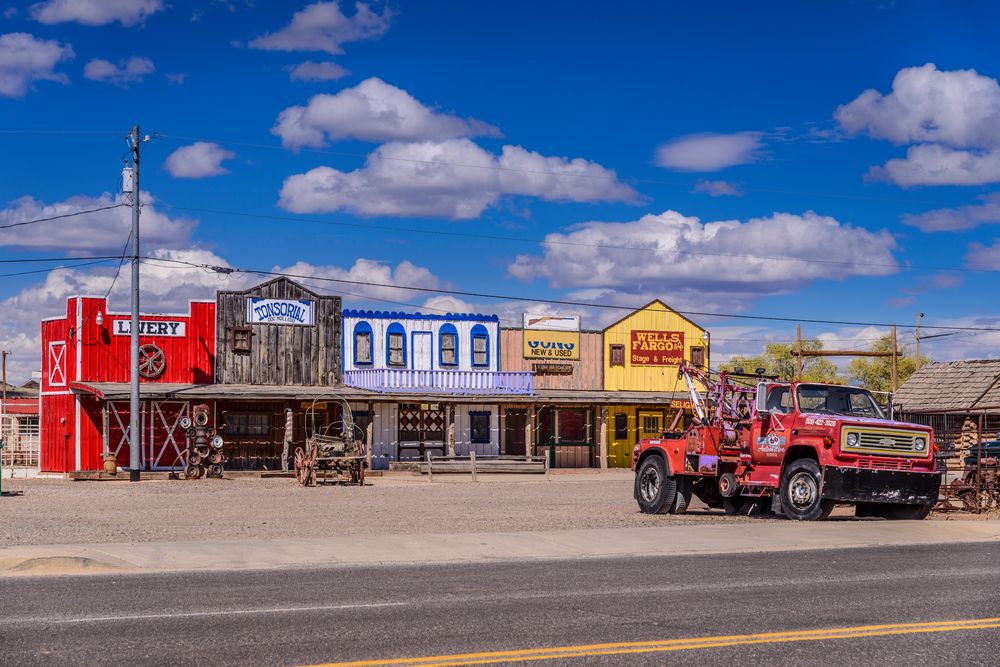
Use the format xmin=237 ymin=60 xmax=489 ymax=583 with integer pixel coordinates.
xmin=894 ymin=360 xmax=1000 ymax=412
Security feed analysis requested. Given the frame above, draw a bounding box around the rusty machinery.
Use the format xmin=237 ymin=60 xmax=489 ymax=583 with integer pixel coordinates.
xmin=293 ymin=397 xmax=367 ymax=487
xmin=181 ymin=403 xmax=226 ymax=479
xmin=937 ymin=439 xmax=1000 ymax=513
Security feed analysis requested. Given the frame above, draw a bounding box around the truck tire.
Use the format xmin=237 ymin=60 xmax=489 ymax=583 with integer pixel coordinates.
xmin=634 ymin=456 xmax=677 ymax=514
xmin=670 ymin=477 xmax=693 ymax=514
xmin=780 ymin=459 xmax=834 ymax=521
xmin=723 ymin=495 xmax=746 ymax=515
xmin=856 ymin=502 xmax=933 ymax=520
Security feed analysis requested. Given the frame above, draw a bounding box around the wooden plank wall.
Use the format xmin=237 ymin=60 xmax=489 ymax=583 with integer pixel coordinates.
xmin=215 ymin=278 xmax=342 ymax=386
xmin=499 ymin=329 xmax=603 ymax=390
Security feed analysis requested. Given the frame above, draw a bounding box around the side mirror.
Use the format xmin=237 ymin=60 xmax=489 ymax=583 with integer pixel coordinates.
xmin=756 ymin=383 xmax=769 ymax=415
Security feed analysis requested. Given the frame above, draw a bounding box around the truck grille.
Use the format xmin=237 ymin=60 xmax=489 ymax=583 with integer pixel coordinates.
xmin=856 ymin=456 xmax=913 ymax=471
xmin=842 ymin=428 xmax=927 ymax=457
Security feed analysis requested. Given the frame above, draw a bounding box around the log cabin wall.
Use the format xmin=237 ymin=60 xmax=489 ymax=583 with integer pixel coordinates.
xmin=215 ymin=278 xmax=342 ymax=386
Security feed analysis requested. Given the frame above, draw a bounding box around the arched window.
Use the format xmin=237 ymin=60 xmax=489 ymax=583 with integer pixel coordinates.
xmin=353 ymin=321 xmax=373 ymax=365
xmin=386 ymin=322 xmax=406 ymax=367
xmin=470 ymin=324 xmax=489 ymax=367
xmin=439 ymin=323 xmax=458 ymax=367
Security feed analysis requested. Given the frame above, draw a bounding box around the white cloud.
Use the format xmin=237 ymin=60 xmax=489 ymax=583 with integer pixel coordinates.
xmin=837 ymin=64 xmax=1000 ymax=186
xmin=871 ymin=144 xmax=1000 ymax=186
xmin=273 ymin=77 xmax=500 ymax=148
xmin=902 ymin=193 xmax=1000 ymax=232
xmin=165 ymin=72 xmax=187 ymax=85
xmin=0 ymin=191 xmax=196 ymax=252
xmin=0 ymin=252 xmax=453 ymax=383
xmin=279 ymin=139 xmax=639 ymax=219
xmin=164 ymin=142 xmax=236 ymax=179
xmin=0 ymin=32 xmax=73 ymax=98
xmin=508 ymin=210 xmax=898 ymax=311
xmin=83 ymin=56 xmax=154 ymax=87
xmin=281 ymin=258 xmax=449 ymax=304
xmin=966 ymin=239 xmax=1000 ymax=270
xmin=30 ymin=0 xmax=163 ymax=26
xmin=692 ymin=179 xmax=743 ymax=197
xmin=287 ymin=60 xmax=349 ymax=82
xmin=654 ymin=132 xmax=763 ymax=171
xmin=249 ymin=1 xmax=389 ymax=55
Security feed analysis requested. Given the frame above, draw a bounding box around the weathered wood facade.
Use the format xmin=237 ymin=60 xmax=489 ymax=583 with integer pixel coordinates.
xmin=499 ymin=328 xmax=602 ymax=390
xmin=216 ymin=278 xmax=342 ymax=386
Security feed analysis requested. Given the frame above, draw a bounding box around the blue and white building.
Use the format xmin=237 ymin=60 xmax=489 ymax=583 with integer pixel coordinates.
xmin=342 ymin=310 xmax=533 ymax=460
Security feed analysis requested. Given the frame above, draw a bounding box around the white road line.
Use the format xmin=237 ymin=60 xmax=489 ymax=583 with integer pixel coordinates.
xmin=9 ymin=602 xmax=407 ymax=626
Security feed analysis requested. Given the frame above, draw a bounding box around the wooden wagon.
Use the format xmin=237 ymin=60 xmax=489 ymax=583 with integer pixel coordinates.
xmin=293 ymin=397 xmax=367 ymax=487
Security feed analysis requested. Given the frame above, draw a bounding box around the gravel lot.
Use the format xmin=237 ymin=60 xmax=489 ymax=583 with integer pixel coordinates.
xmin=0 ymin=472 xmax=972 ymax=547
xmin=1 ymin=473 xmax=758 ymax=546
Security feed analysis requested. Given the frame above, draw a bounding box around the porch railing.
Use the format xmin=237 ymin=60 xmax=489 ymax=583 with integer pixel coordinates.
xmin=343 ymin=369 xmax=534 ymax=395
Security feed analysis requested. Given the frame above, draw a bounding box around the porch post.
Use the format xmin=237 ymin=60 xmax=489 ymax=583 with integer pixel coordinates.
xmin=598 ymin=406 xmax=608 ymax=469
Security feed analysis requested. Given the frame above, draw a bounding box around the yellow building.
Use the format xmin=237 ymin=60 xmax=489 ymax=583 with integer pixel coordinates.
xmin=602 ymin=300 xmax=709 ymax=467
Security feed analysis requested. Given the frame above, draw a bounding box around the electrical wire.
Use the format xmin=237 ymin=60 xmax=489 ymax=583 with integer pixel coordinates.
xmin=137 ymin=255 xmax=1000 ymax=333
xmin=0 ymin=259 xmax=116 ymax=279
xmin=0 ymin=203 xmax=127 ymax=230
xmin=104 ymin=231 xmax=133 ymax=298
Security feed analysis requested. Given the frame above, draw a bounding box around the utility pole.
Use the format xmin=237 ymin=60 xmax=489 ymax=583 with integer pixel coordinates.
xmin=915 ymin=312 xmax=924 ymax=371
xmin=2 ymin=350 xmax=7 ymax=476
xmin=128 ymin=126 xmax=143 ymax=482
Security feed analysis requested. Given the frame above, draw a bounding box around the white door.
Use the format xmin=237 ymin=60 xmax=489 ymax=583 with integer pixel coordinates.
xmin=413 ymin=332 xmax=432 ymax=370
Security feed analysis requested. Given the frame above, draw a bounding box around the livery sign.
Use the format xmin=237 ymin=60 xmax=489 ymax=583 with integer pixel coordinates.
xmin=114 ymin=320 xmax=186 ymax=337
xmin=246 ymin=298 xmax=314 ymax=326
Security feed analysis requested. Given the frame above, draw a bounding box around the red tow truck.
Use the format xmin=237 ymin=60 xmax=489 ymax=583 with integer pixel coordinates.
xmin=633 ymin=363 xmax=941 ymax=520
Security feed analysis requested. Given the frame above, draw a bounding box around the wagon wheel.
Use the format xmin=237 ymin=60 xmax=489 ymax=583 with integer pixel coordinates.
xmin=138 ymin=343 xmax=166 ymax=379
xmin=294 ymin=447 xmax=312 ymax=487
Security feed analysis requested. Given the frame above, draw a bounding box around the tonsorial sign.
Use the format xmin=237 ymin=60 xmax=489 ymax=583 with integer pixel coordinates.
xmin=246 ymin=298 xmax=314 ymax=326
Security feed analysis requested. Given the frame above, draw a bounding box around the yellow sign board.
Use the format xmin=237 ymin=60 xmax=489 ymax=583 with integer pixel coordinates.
xmin=523 ymin=330 xmax=580 ymax=360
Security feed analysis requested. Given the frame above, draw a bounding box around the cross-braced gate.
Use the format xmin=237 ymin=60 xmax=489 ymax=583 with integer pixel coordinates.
xmin=107 ymin=400 xmax=191 ymax=470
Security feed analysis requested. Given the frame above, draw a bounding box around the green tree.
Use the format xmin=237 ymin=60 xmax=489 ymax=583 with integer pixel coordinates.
xmin=848 ymin=335 xmax=930 ymax=393
xmin=721 ymin=340 xmax=843 ymax=383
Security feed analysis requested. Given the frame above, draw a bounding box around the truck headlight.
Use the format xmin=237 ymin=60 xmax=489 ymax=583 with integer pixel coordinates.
xmin=846 ymin=433 xmax=858 ymax=447
xmin=914 ymin=437 xmax=926 ymax=452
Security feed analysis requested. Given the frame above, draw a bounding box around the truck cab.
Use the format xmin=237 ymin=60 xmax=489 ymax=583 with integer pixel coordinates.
xmin=633 ymin=373 xmax=940 ymax=521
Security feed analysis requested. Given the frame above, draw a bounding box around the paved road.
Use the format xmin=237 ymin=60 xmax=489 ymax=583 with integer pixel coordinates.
xmin=2 ymin=542 xmax=998 ymax=666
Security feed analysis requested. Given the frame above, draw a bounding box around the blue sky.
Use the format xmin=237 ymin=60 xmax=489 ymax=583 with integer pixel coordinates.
xmin=2 ymin=0 xmax=1000 ymax=380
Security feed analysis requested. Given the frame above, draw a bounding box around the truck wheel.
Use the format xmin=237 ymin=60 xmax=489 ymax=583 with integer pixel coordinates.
xmin=635 ymin=456 xmax=677 ymax=514
xmin=670 ymin=477 xmax=693 ymax=514
xmin=723 ymin=495 xmax=746 ymax=515
xmin=780 ymin=459 xmax=834 ymax=521
xmin=856 ymin=503 xmax=932 ymax=520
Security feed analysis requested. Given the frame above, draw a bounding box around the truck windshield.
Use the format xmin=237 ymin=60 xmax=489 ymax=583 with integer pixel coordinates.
xmin=795 ymin=385 xmax=884 ymax=419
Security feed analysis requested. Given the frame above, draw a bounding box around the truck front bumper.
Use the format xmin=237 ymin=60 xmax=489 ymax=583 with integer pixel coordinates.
xmin=820 ymin=466 xmax=941 ymax=506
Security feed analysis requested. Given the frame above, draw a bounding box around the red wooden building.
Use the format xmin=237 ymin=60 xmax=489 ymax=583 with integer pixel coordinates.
xmin=40 ymin=295 xmax=215 ymax=472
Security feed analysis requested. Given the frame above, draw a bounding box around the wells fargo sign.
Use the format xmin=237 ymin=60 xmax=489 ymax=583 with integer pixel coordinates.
xmin=630 ymin=330 xmax=684 ymax=366
xmin=524 ymin=330 xmax=580 ymax=360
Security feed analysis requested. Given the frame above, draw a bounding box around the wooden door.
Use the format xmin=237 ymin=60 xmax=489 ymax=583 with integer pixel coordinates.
xmin=412 ymin=332 xmax=432 ymax=370
xmin=606 ymin=406 xmax=633 ymax=468
xmin=504 ymin=409 xmax=527 ymax=456
xmin=638 ymin=410 xmax=665 ymax=440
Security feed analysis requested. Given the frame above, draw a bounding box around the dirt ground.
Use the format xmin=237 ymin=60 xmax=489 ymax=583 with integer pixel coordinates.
xmin=0 ymin=473 xmax=981 ymax=547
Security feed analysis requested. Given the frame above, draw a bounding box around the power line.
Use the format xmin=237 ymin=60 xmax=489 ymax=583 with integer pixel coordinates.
xmin=0 ymin=259 xmax=116 ymax=279
xmin=0 ymin=255 xmax=123 ymax=264
xmin=157 ymin=201 xmax=990 ymax=275
xmin=0 ymin=203 xmax=127 ymax=230
xmin=138 ymin=255 xmax=1000 ymax=333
